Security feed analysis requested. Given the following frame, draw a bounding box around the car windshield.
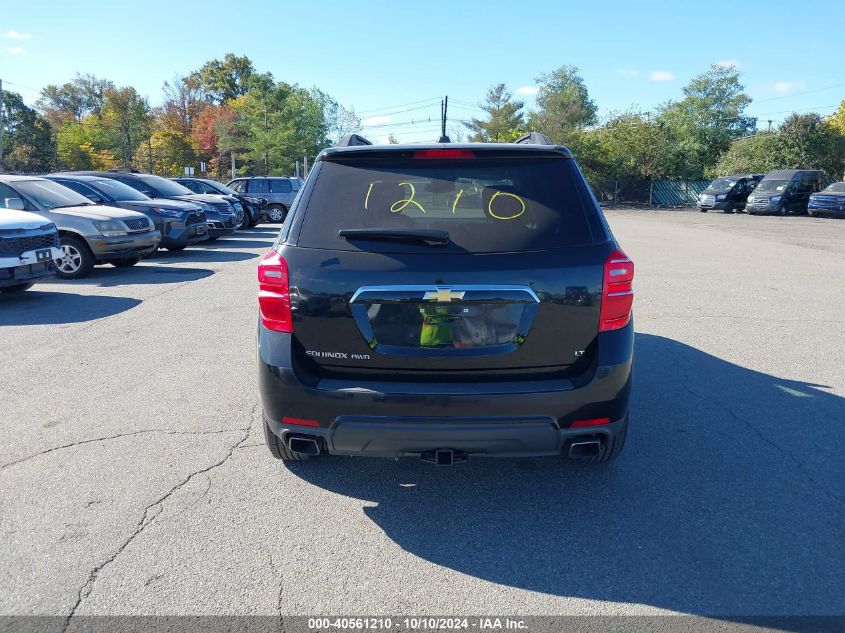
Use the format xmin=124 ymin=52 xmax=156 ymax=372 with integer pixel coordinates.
xmin=755 ymin=180 xmax=789 ymax=193
xmin=204 ymin=180 xmax=239 ymax=196
xmin=13 ymin=179 xmax=92 ymax=210
xmin=140 ymin=175 xmax=194 ymax=196
xmin=822 ymin=182 xmax=845 ymax=193
xmin=93 ymin=179 xmax=150 ymax=201
xmin=298 ymin=156 xmax=598 ymax=254
xmin=705 ymin=178 xmax=737 ymax=193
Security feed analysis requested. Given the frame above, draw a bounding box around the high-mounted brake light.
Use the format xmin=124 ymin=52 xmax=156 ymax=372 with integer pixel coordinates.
xmin=599 ymin=249 xmax=634 ymax=332
xmin=412 ymin=149 xmax=475 ymax=159
xmin=257 ymin=250 xmax=293 ymax=333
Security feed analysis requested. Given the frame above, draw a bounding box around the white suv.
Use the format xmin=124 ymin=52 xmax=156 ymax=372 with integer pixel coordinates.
xmin=0 ymin=209 xmax=63 ymax=294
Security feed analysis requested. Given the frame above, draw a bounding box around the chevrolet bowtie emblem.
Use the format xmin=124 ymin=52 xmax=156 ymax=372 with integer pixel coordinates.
xmin=423 ymin=287 xmax=466 ymax=303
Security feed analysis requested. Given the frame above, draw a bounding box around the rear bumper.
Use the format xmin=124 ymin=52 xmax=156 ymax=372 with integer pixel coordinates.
xmin=258 ymin=321 xmax=634 ymax=458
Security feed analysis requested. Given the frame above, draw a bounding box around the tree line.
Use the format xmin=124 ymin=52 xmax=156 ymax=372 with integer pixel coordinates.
xmin=2 ymin=58 xmax=845 ymax=187
xmin=1 ymin=54 xmax=361 ymax=179
xmin=465 ymin=64 xmax=845 ymax=195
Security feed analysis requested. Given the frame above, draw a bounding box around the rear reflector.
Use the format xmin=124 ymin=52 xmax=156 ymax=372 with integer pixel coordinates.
xmin=258 ymin=250 xmax=293 ymax=333
xmin=570 ymin=417 xmax=611 ymax=428
xmin=413 ymin=149 xmax=475 ymax=159
xmin=282 ymin=416 xmax=320 ymax=427
xmin=599 ymin=248 xmax=634 ymax=332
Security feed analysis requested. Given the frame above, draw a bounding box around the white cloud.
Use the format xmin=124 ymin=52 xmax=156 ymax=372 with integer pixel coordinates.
xmin=4 ymin=46 xmax=25 ymax=55
xmin=3 ymin=30 xmax=33 ymax=40
xmin=773 ymin=81 xmax=795 ymax=94
xmin=515 ymin=86 xmax=539 ymax=96
xmin=617 ymin=68 xmax=640 ymax=77
xmin=715 ymin=59 xmax=740 ymax=69
xmin=650 ymin=70 xmax=675 ymax=82
xmin=362 ymin=115 xmax=391 ymax=127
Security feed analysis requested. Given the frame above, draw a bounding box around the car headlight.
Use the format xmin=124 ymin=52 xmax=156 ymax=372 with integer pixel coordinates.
xmin=716 ymin=194 xmax=726 ymax=200
xmin=770 ymin=195 xmax=781 ymax=202
xmin=93 ymin=220 xmax=128 ymax=237
xmin=154 ymin=207 xmax=185 ymax=218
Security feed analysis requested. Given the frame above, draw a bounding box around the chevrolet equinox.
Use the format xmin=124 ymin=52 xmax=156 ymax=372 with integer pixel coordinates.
xmin=258 ymin=133 xmax=634 ymax=465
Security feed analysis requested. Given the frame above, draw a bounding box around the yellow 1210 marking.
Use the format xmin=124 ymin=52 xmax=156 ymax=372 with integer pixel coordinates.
xmin=390 ymin=182 xmax=426 ymax=213
xmin=451 ymin=189 xmax=464 ymax=214
xmin=488 ymin=191 xmax=526 ymax=220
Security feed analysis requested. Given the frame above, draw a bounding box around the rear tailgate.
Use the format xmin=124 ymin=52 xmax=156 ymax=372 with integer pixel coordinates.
xmin=282 ymin=149 xmax=613 ymax=377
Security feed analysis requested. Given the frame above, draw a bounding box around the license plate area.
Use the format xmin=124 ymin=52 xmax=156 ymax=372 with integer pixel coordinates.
xmin=35 ymin=249 xmax=53 ymax=262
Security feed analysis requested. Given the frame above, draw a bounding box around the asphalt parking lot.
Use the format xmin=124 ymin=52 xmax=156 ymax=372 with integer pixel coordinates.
xmin=1 ymin=210 xmax=843 ymax=623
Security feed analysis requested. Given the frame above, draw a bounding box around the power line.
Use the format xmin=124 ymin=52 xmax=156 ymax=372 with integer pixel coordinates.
xmin=355 ymin=97 xmax=440 ymax=115
xmin=754 ymin=82 xmax=845 ymax=103
xmin=3 ymin=79 xmax=41 ymax=96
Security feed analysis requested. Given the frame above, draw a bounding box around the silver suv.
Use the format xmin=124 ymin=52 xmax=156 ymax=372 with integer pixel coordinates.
xmin=0 ymin=176 xmax=160 ymax=279
xmin=226 ymin=177 xmax=303 ymax=222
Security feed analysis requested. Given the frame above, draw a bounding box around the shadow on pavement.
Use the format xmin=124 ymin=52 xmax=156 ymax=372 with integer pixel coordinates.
xmin=201 ymin=239 xmax=275 ymax=249
xmin=148 ymin=249 xmax=258 ymax=264
xmin=57 ymin=265 xmax=214 ymax=287
xmin=286 ymin=333 xmax=845 ymax=622
xmin=0 ymin=291 xmax=141 ymax=325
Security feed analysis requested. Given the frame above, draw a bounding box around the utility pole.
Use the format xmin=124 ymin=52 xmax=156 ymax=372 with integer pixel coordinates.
xmin=439 ymin=95 xmax=449 ymax=142
xmin=767 ymin=120 xmax=772 ymax=133
xmin=0 ymin=79 xmax=4 ymax=173
xmin=231 ymin=151 xmax=236 ymax=181
xmin=303 ymin=155 xmax=308 ymax=178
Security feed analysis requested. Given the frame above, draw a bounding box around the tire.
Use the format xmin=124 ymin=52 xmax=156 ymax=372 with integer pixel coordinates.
xmin=166 ymin=244 xmax=187 ymax=251
xmin=807 ymin=209 xmax=815 ymax=217
xmin=267 ymin=205 xmax=287 ymax=223
xmin=56 ymin=235 xmax=95 ymax=279
xmin=263 ymin=415 xmax=313 ymax=461
xmin=111 ymin=258 xmax=140 ymax=268
xmin=723 ymin=205 xmax=734 ymax=214
xmin=0 ymin=282 xmax=34 ymax=294
xmin=699 ymin=208 xmax=708 ymax=213
xmin=576 ymin=413 xmax=629 ymax=465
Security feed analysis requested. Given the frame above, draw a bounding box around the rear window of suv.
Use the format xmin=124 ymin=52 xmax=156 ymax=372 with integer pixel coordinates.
xmin=296 ymin=156 xmax=601 ymax=253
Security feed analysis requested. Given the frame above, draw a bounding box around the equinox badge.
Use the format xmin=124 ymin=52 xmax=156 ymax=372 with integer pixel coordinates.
xmin=423 ymin=287 xmax=466 ymax=303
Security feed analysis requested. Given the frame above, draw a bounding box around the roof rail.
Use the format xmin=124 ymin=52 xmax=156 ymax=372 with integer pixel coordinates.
xmin=337 ymin=134 xmax=373 ymax=147
xmin=514 ymin=132 xmax=554 ymax=145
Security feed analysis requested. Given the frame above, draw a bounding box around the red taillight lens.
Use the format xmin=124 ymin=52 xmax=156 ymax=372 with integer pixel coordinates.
xmin=258 ymin=250 xmax=293 ymax=333
xmin=570 ymin=417 xmax=611 ymax=428
xmin=282 ymin=416 xmax=320 ymax=427
xmin=599 ymin=248 xmax=634 ymax=332
xmin=412 ymin=149 xmax=475 ymax=159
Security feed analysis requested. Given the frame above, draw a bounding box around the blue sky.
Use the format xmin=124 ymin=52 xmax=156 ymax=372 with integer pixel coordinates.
xmin=2 ymin=0 xmax=844 ymax=142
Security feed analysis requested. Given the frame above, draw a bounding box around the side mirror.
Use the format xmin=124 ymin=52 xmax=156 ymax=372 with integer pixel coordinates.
xmin=4 ymin=197 xmax=25 ymax=210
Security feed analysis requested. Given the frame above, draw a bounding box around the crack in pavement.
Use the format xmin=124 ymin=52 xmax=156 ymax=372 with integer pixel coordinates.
xmin=61 ymin=402 xmax=260 ymax=629
xmin=670 ymin=357 xmax=844 ymax=506
xmin=0 ymin=427 xmax=250 ymax=472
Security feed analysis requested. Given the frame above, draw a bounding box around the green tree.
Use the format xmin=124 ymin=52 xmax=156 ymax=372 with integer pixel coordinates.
xmin=1 ymin=91 xmax=55 ymax=172
xmin=529 ymin=65 xmax=597 ymax=144
xmin=191 ymin=54 xmax=257 ymax=104
xmin=656 ymin=64 xmax=755 ymax=179
xmin=708 ymin=133 xmax=782 ymax=177
xmin=101 ymin=87 xmax=151 ymax=166
xmin=830 ymin=101 xmax=845 ymax=136
xmin=134 ymin=129 xmax=196 ymax=176
xmin=38 ymin=73 xmax=114 ymax=127
xmin=777 ymin=113 xmax=845 ymax=177
xmin=464 ymin=83 xmax=525 ymax=142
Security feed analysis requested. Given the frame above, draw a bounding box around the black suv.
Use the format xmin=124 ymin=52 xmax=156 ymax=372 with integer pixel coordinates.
xmin=45 ymin=174 xmax=209 ymax=251
xmin=258 ymin=134 xmax=634 ymax=465
xmin=697 ymin=174 xmax=763 ymax=213
xmin=173 ymin=177 xmax=267 ymax=227
xmin=746 ymin=170 xmax=823 ymax=215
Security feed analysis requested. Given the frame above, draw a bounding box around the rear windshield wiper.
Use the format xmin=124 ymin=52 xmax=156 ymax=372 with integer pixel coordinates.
xmin=338 ymin=228 xmax=450 ymax=246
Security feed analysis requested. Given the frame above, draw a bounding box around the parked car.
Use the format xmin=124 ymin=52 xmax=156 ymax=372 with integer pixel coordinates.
xmin=808 ymin=182 xmax=845 ymax=217
xmin=257 ymin=133 xmax=634 ymax=464
xmin=173 ymin=177 xmax=267 ymax=227
xmin=45 ymin=174 xmax=209 ymax=251
xmin=0 ymin=208 xmax=63 ymax=294
xmin=697 ymin=174 xmax=763 ymax=213
xmin=0 ymin=176 xmax=160 ymax=279
xmin=745 ymin=170 xmax=823 ymax=216
xmin=227 ymin=176 xmax=303 ymax=223
xmin=74 ymin=171 xmax=239 ymax=239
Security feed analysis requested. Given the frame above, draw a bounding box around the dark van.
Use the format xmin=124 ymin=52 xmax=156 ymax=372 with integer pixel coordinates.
xmin=745 ymin=170 xmax=823 ymax=216
xmin=697 ymin=174 xmax=763 ymax=213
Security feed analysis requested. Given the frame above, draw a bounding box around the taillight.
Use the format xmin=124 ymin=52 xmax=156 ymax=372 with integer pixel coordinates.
xmin=258 ymin=250 xmax=293 ymax=333
xmin=282 ymin=416 xmax=320 ymax=427
xmin=412 ymin=149 xmax=475 ymax=159
xmin=571 ymin=417 xmax=610 ymax=428
xmin=599 ymin=248 xmax=634 ymax=332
